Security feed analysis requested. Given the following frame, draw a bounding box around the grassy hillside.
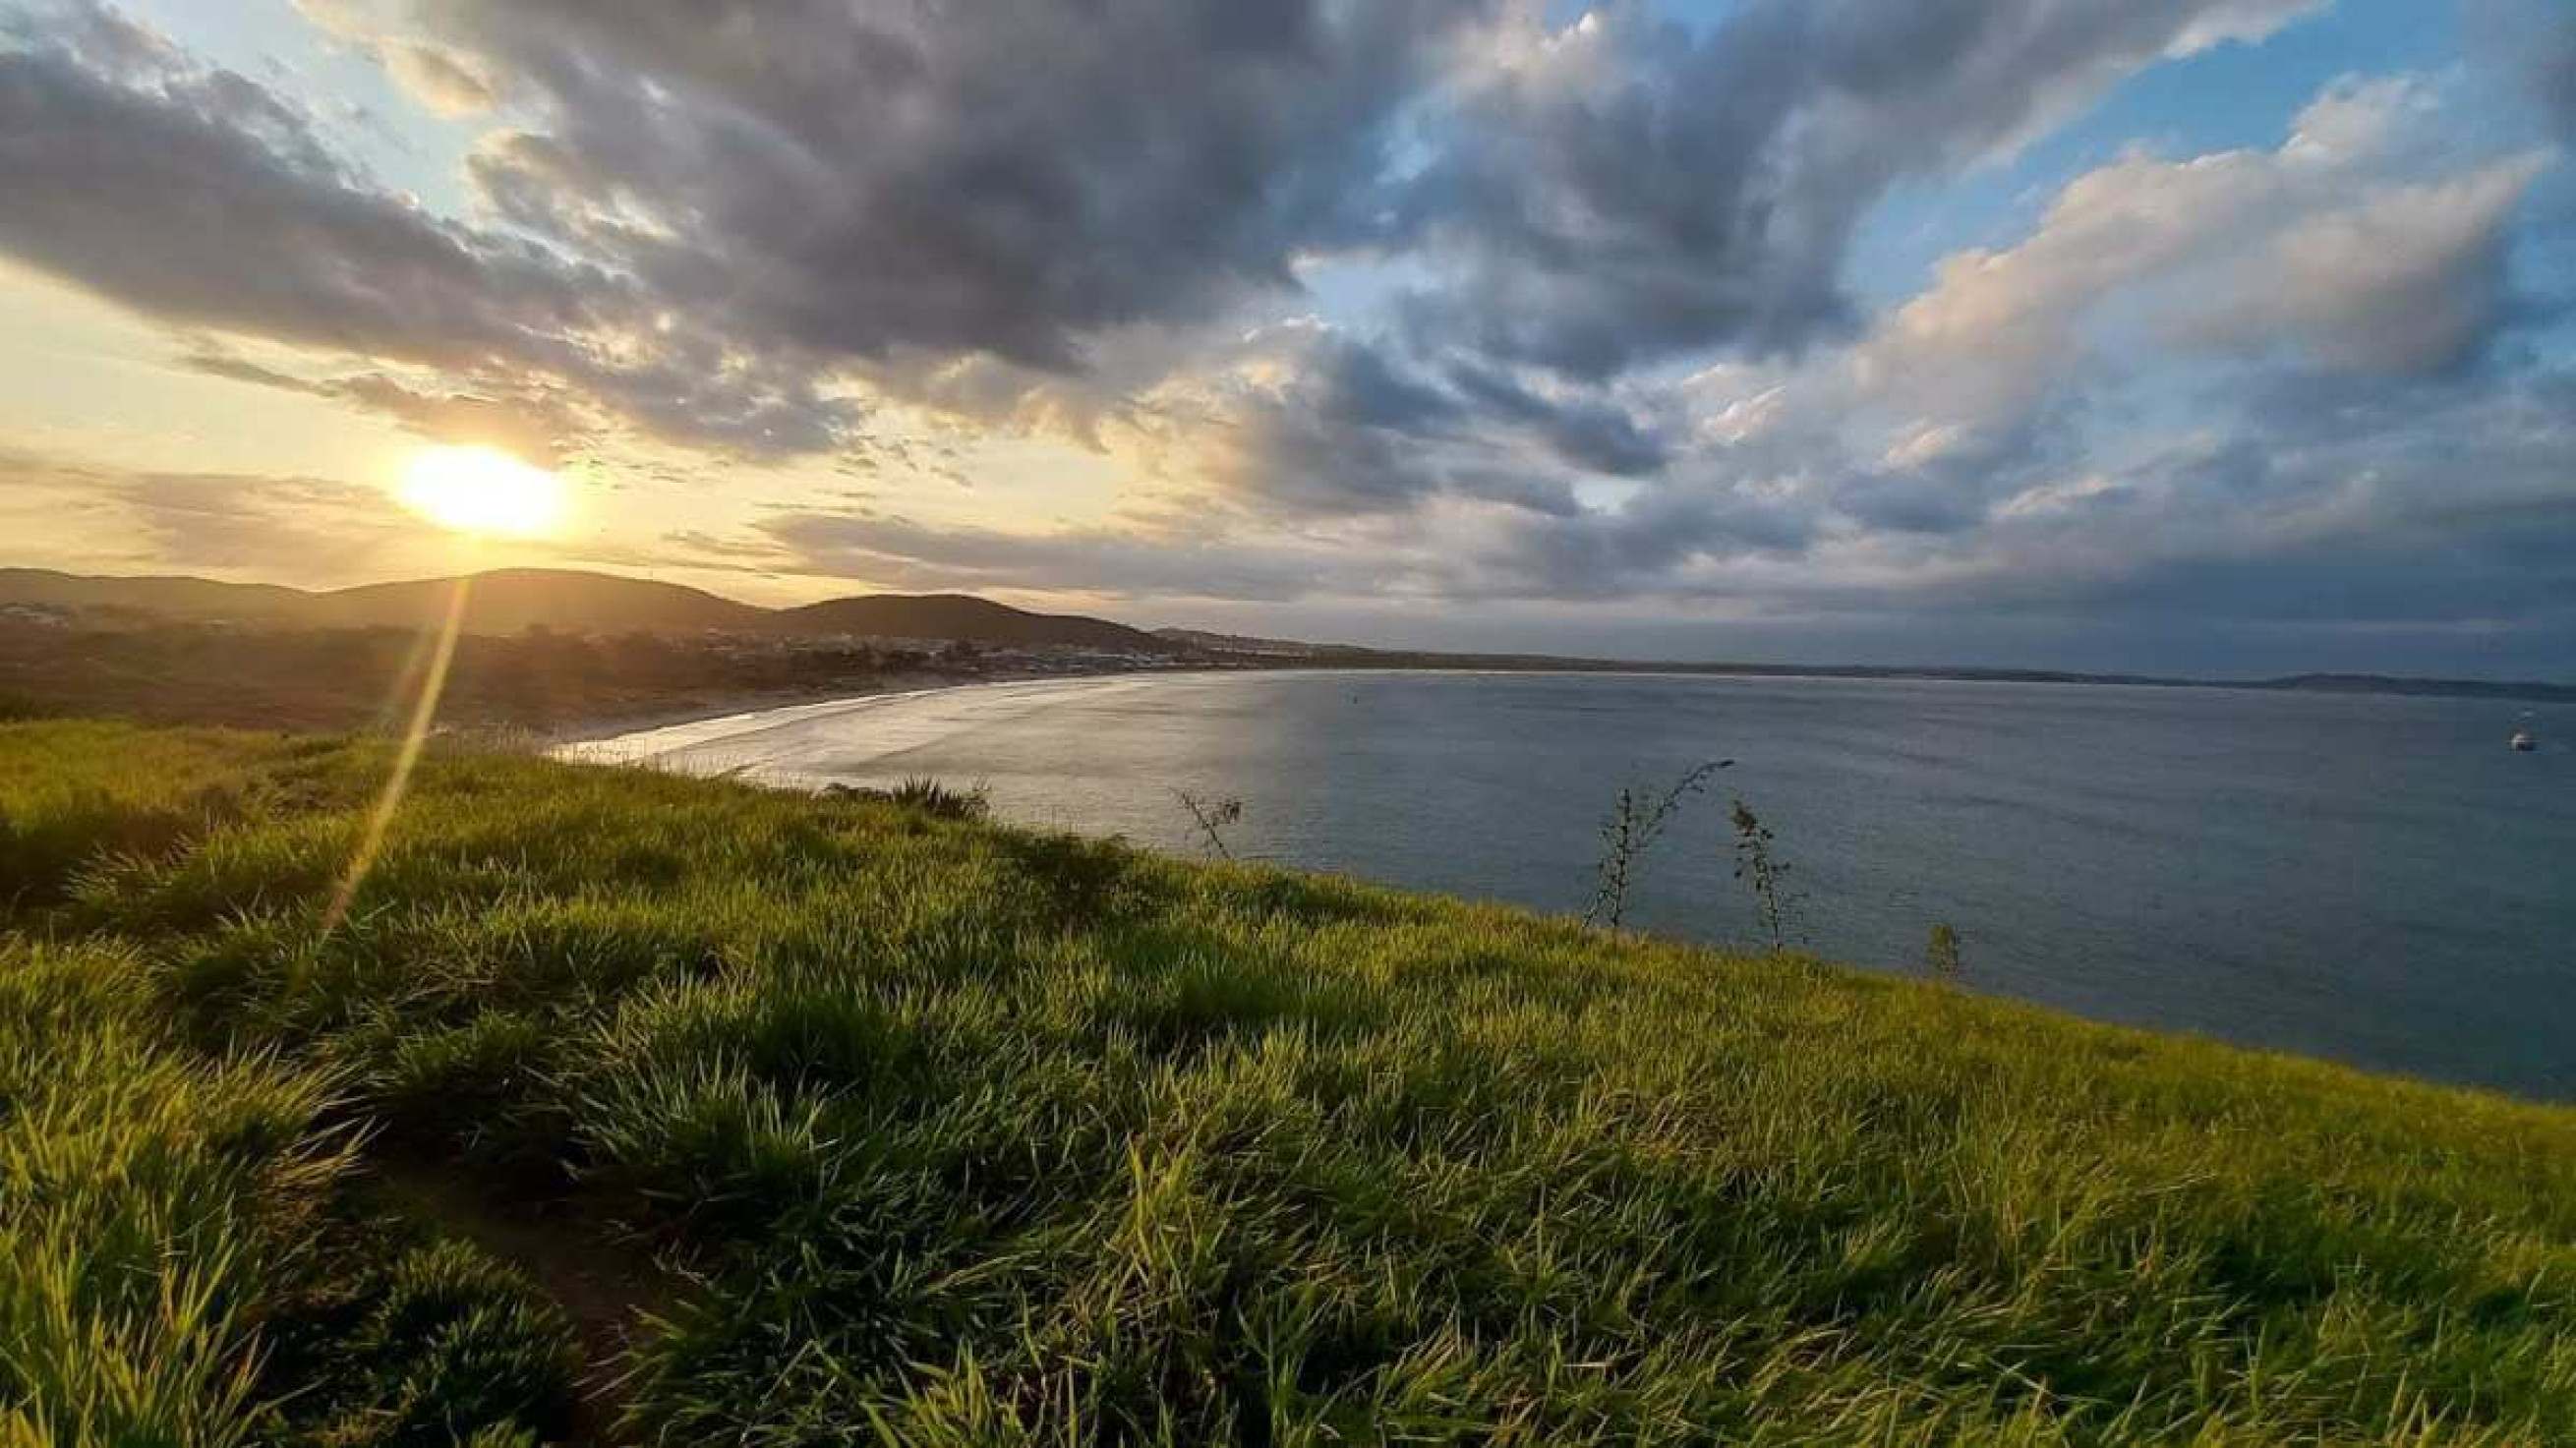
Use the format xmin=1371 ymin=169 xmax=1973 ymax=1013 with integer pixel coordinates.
xmin=0 ymin=567 xmax=1186 ymax=652
xmin=0 ymin=616 xmax=986 ymax=732
xmin=3 ymin=721 xmax=2572 ymax=1444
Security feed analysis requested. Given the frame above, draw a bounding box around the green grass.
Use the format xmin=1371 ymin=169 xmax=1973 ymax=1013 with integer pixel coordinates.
xmin=3 ymin=719 xmax=2573 ymax=1444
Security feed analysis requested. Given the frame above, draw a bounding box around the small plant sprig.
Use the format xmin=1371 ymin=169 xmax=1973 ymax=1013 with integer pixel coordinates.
xmin=889 ymin=776 xmax=990 ymax=821
xmin=830 ymin=777 xmax=989 ymax=820
xmin=1585 ymin=759 xmax=1733 ymax=930
xmin=1730 ymin=796 xmax=1799 ymax=951
xmin=1925 ymin=922 xmax=1962 ymax=981
xmin=1173 ymin=788 xmax=1245 ymax=859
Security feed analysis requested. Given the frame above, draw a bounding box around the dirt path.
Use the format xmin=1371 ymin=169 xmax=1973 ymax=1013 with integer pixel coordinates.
xmin=372 ymin=1158 xmax=685 ymax=1446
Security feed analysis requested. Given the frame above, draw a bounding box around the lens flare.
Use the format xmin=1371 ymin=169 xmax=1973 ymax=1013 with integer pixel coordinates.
xmin=322 ymin=575 xmax=472 ymax=934
xmin=400 ymin=445 xmax=566 ymax=537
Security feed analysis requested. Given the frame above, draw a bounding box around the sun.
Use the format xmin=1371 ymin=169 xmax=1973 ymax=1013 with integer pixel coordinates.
xmin=399 ymin=445 xmax=567 ymax=538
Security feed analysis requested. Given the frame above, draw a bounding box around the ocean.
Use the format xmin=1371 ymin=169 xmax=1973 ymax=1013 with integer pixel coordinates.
xmin=564 ymin=669 xmax=2576 ymax=1098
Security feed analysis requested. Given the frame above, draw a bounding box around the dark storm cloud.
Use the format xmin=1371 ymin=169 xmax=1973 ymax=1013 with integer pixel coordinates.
xmin=1206 ymin=334 xmax=1477 ymax=516
xmin=22 ymin=0 xmax=2573 ymax=671
xmin=1187 ymin=331 xmax=1684 ymax=520
xmin=303 ymin=0 xmax=2310 ymax=459
xmin=0 ymin=4 xmax=855 ymax=455
xmin=1446 ymin=364 xmax=1668 ymax=477
xmin=1455 ymin=487 xmax=1820 ymax=603
xmin=1390 ymin=0 xmax=2316 ymax=376
xmin=0 ymin=28 xmax=586 ymax=368
xmin=432 ymin=0 xmax=1493 ymax=370
xmin=1180 ymin=328 xmax=1594 ymax=519
xmin=4 ymin=0 xmax=2314 ymax=478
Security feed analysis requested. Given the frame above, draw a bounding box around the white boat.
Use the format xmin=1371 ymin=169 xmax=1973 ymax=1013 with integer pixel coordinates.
xmin=2510 ymin=730 xmax=2537 ymax=752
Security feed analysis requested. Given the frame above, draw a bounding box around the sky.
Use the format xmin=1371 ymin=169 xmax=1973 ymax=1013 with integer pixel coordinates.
xmin=1 ymin=0 xmax=2572 ymax=676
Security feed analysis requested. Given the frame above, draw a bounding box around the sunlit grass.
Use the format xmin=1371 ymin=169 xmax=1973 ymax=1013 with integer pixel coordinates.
xmin=3 ymin=720 xmax=2573 ymax=1443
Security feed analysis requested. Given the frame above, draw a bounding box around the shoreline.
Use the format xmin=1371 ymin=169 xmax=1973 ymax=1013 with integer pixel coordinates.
xmin=546 ymin=666 xmax=1214 ymax=780
xmin=541 ymin=661 xmax=1169 ymax=747
xmin=541 ymin=670 xmax=966 ymax=747
xmin=553 ymin=658 xmax=2561 ymax=756
xmin=550 ymin=658 xmax=2567 ymax=762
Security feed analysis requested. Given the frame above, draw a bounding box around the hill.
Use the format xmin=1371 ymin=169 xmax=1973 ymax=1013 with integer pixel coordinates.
xmin=1149 ymin=625 xmax=1334 ymax=658
xmin=8 ymin=567 xmax=2567 ymax=698
xmin=5 ymin=719 xmax=2571 ymax=1444
xmin=316 ymin=567 xmax=763 ymax=634
xmin=0 ymin=566 xmax=1182 ymax=653
xmin=0 ymin=566 xmax=313 ymax=622
xmin=773 ymin=592 xmax=1169 ymax=653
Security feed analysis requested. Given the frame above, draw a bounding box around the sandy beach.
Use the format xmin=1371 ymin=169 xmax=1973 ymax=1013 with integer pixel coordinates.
xmin=541 ymin=660 xmax=1179 ymax=749
xmin=551 ymin=670 xmax=1187 ymax=784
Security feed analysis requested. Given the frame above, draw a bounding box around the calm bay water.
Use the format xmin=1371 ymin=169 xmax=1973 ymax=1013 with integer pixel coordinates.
xmin=568 ymin=670 xmax=2576 ymax=1098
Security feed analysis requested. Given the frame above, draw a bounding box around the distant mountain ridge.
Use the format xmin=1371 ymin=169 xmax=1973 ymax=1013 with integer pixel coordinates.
xmin=1149 ymin=627 xmax=1334 ymax=659
xmin=779 ymin=594 xmax=1162 ymax=653
xmin=0 ymin=567 xmax=1182 ymax=654
xmin=7 ymin=567 xmax=2569 ymax=702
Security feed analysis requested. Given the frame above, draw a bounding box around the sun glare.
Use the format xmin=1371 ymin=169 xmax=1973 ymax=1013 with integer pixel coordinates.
xmin=399 ymin=445 xmax=567 ymax=538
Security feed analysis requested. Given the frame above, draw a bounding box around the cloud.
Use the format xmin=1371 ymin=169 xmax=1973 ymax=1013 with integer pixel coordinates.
xmin=177 ymin=349 xmax=583 ymax=462
xmin=0 ymin=447 xmax=152 ymax=569
xmin=2192 ymin=155 xmax=2546 ymax=374
xmin=295 ymin=0 xmax=494 ymax=113
xmin=173 ymin=351 xmax=334 ymax=396
xmin=0 ymin=19 xmax=582 ymax=366
xmin=327 ymin=375 xmax=583 ymax=465
xmin=0 ymin=4 xmax=855 ymax=456
xmin=1855 ymin=368 xmax=2576 ymax=640
xmin=381 ymin=43 xmax=494 ymax=116
xmin=2545 ymin=30 xmax=2576 ymax=138
xmin=0 ymin=445 xmax=419 ymax=573
xmin=119 ymin=471 xmax=412 ymax=569
xmin=0 ymin=0 xmax=2350 ymax=497
xmin=111 ymin=0 xmax=2330 ymax=467
xmin=25 ymin=369 xmax=2576 ymax=674
xmin=1118 ymin=321 xmax=1610 ymax=521
xmin=2472 ymin=0 xmax=2576 ymax=140
xmin=1175 ymin=326 xmax=1470 ymax=517
xmin=1858 ymin=78 xmax=2548 ymax=428
xmin=1388 ymin=0 xmax=2323 ymax=377
xmin=417 ymin=0 xmax=1496 ymax=370
xmin=758 ymin=511 xmax=1370 ymax=604
xmin=5 ymin=2 xmax=2571 ymax=671
xmin=1449 ymin=486 xmax=1818 ymax=602
xmin=1444 ymin=363 xmax=1668 ymax=477
xmin=1294 ymin=69 xmax=2573 ymax=623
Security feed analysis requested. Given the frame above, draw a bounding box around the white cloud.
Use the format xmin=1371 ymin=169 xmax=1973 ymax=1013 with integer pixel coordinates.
xmin=2195 ymin=154 xmax=2548 ymax=374
xmin=2168 ymin=0 xmax=2329 ymax=59
xmin=1856 ymin=76 xmax=2551 ymax=428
